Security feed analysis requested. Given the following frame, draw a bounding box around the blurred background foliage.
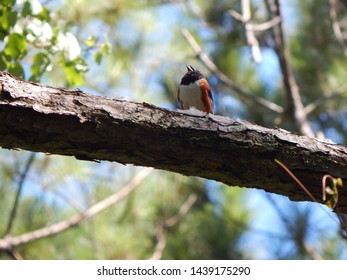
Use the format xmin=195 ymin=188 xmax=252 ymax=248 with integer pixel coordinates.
xmin=0 ymin=0 xmax=347 ymax=259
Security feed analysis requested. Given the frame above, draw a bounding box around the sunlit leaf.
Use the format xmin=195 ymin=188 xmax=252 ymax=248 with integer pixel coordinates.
xmin=7 ymin=62 xmax=24 ymax=78
xmin=21 ymin=0 xmax=32 ymax=17
xmin=37 ymin=5 xmax=51 ymax=21
xmin=4 ymin=33 xmax=27 ymax=61
xmin=30 ymin=52 xmax=50 ymax=82
xmin=93 ymin=51 xmax=102 ymax=65
xmin=1 ymin=0 xmax=16 ymax=8
xmin=64 ymin=62 xmax=84 ymax=86
xmin=0 ymin=7 xmax=17 ymax=40
xmin=101 ymin=42 xmax=111 ymax=56
xmin=85 ymin=36 xmax=96 ymax=47
xmin=0 ymin=53 xmax=6 ymax=70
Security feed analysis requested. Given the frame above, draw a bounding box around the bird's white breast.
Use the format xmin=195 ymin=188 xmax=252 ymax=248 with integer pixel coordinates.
xmin=179 ymin=82 xmax=204 ymax=111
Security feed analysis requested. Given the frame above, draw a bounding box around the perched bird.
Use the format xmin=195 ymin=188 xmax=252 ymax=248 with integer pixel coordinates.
xmin=177 ymin=65 xmax=214 ymax=114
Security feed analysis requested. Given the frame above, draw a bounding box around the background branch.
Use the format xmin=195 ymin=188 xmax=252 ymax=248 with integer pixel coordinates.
xmin=164 ymin=194 xmax=197 ymax=227
xmin=241 ymin=0 xmax=262 ymax=63
xmin=150 ymin=194 xmax=197 ymax=260
xmin=2 ymin=153 xmax=36 ymax=237
xmin=0 ymin=167 xmax=153 ymax=250
xmin=329 ymin=0 xmax=347 ymax=55
xmin=266 ymin=0 xmax=314 ymax=137
xmin=229 ymin=0 xmax=280 ymax=63
xmin=304 ymin=82 xmax=347 ymax=115
xmin=247 ymin=16 xmax=281 ymax=31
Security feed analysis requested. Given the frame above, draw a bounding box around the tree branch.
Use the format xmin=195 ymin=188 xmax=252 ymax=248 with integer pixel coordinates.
xmin=1 ymin=72 xmax=347 ymax=212
xmin=229 ymin=0 xmax=281 ymax=63
xmin=266 ymin=0 xmax=314 ymax=137
xmin=164 ymin=194 xmax=197 ymax=227
xmin=149 ymin=194 xmax=197 ymax=260
xmin=239 ymin=0 xmax=262 ymax=63
xmin=3 ymin=153 xmax=36 ymax=237
xmin=304 ymin=82 xmax=347 ymax=115
xmin=329 ymin=0 xmax=347 ymax=55
xmin=0 ymin=167 xmax=153 ymax=250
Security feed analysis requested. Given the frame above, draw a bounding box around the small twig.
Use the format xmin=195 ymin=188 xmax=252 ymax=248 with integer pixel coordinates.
xmin=329 ymin=0 xmax=347 ymax=55
xmin=181 ymin=28 xmax=284 ymax=114
xmin=149 ymin=194 xmax=197 ymax=260
xmin=229 ymin=1 xmax=281 ymax=63
xmin=304 ymin=244 xmax=322 ymax=260
xmin=165 ymin=193 xmax=197 ymax=227
xmin=229 ymin=10 xmax=244 ymax=22
xmin=275 ymin=159 xmax=345 ymax=232
xmin=248 ymin=16 xmax=281 ymax=31
xmin=2 ymin=153 xmax=36 ymax=238
xmin=229 ymin=9 xmax=281 ymax=31
xmin=7 ymin=247 xmax=24 ymax=260
xmin=149 ymin=221 xmax=167 ymax=260
xmin=0 ymin=167 xmax=153 ymax=250
xmin=275 ymin=159 xmax=320 ymax=202
xmin=229 ymin=0 xmax=281 ymax=63
xmin=48 ymin=186 xmax=85 ymax=213
xmin=304 ymin=82 xmax=347 ymax=115
xmin=239 ymin=0 xmax=262 ymax=63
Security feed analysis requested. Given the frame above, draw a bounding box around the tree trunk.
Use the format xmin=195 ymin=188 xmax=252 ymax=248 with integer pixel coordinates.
xmin=1 ymin=72 xmax=347 ymax=212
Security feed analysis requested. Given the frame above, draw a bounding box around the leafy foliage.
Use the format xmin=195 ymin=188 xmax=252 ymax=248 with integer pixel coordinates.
xmin=0 ymin=0 xmax=110 ymax=85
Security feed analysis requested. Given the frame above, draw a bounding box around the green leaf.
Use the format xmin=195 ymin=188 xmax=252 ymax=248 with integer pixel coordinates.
xmin=1 ymin=0 xmax=16 ymax=7
xmin=64 ymin=62 xmax=84 ymax=86
xmin=37 ymin=6 xmax=51 ymax=21
xmin=101 ymin=42 xmax=111 ymax=56
xmin=30 ymin=52 xmax=50 ymax=82
xmin=92 ymin=41 xmax=111 ymax=65
xmin=21 ymin=1 xmax=32 ymax=17
xmin=0 ymin=53 xmax=6 ymax=71
xmin=85 ymin=36 xmax=96 ymax=47
xmin=4 ymin=33 xmax=27 ymax=61
xmin=7 ymin=62 xmax=24 ymax=78
xmin=93 ymin=51 xmax=102 ymax=65
xmin=7 ymin=9 xmax=17 ymax=27
xmin=0 ymin=7 xmax=17 ymax=40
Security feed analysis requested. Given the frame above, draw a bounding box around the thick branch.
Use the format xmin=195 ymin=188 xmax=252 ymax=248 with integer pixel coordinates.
xmin=1 ymin=72 xmax=347 ymax=212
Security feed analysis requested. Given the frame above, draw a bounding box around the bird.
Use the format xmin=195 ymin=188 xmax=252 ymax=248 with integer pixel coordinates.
xmin=177 ymin=65 xmax=214 ymax=114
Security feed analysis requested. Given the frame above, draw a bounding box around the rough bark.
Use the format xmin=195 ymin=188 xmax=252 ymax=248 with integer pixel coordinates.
xmin=1 ymin=72 xmax=347 ymax=212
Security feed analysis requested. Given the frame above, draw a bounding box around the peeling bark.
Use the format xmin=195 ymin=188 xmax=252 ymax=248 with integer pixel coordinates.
xmin=1 ymin=72 xmax=347 ymax=212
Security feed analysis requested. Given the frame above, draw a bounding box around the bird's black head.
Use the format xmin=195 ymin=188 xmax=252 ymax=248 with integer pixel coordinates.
xmin=180 ymin=65 xmax=204 ymax=85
